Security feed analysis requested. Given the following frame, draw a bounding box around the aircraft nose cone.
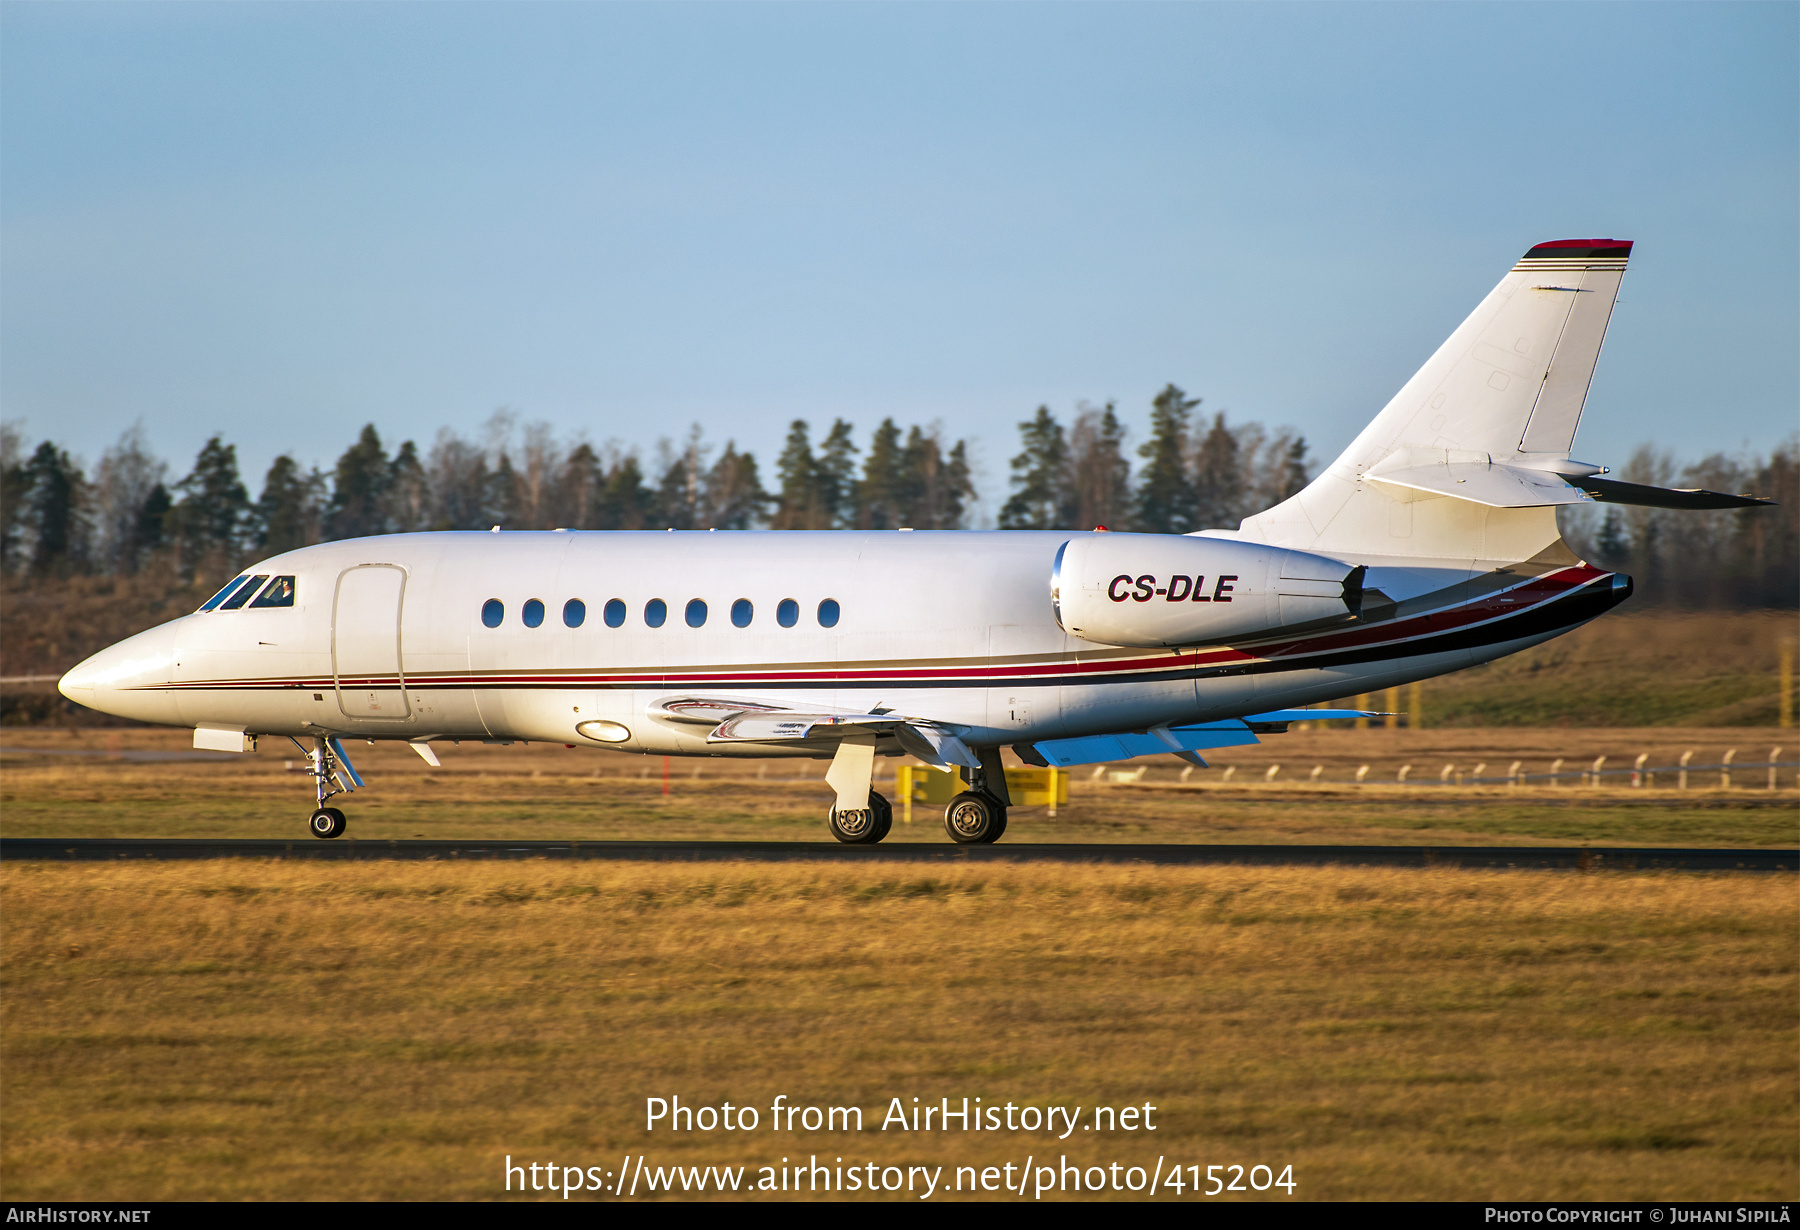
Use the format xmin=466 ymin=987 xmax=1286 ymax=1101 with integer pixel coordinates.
xmin=57 ymin=623 xmax=183 ymax=724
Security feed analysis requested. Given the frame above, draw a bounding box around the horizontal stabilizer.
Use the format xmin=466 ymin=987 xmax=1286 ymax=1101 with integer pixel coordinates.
xmin=1366 ymin=460 xmax=1590 ymax=508
xmin=1246 ymin=709 xmax=1384 ymax=722
xmin=1570 ymin=475 xmax=1776 ymax=510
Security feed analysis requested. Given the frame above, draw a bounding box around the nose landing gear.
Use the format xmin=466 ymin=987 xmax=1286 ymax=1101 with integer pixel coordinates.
xmin=289 ymin=735 xmax=363 ymax=839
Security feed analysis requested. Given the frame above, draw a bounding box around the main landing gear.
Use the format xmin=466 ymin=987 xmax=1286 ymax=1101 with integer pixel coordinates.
xmin=828 ymin=790 xmax=893 ymax=844
xmin=943 ymin=751 xmax=1010 ymax=845
xmin=944 ymin=790 xmax=1007 ymax=845
xmin=820 ymin=738 xmax=1010 ymax=845
xmin=290 ymin=735 xmax=363 ymax=839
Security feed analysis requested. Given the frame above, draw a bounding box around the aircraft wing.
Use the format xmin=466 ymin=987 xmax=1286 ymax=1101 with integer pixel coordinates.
xmin=1020 ymin=707 xmax=1384 ymax=768
xmin=651 ymin=694 xmax=981 ymax=769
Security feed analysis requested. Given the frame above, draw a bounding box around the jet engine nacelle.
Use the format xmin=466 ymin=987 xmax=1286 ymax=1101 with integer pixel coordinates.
xmin=1052 ymin=533 xmax=1363 ymax=648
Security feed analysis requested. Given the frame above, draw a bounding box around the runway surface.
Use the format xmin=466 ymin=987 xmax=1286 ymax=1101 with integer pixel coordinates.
xmin=2 ymin=838 xmax=1792 ymax=870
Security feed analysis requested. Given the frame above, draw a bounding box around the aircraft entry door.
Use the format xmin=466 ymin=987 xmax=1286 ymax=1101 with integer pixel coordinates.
xmin=333 ymin=564 xmax=412 ymax=721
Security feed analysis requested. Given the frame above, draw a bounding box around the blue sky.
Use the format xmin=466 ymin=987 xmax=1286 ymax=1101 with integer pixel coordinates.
xmin=3 ymin=2 xmax=1794 ymax=515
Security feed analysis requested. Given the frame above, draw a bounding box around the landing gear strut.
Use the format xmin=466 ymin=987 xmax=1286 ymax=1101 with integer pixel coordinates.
xmin=290 ymin=735 xmax=363 ymax=839
xmin=828 ymin=790 xmax=893 ymax=844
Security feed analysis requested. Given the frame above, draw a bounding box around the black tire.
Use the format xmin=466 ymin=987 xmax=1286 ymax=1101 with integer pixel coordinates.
xmin=828 ymin=799 xmax=879 ymax=844
xmin=869 ymin=791 xmax=893 ymax=843
xmin=987 ymin=800 xmax=1008 ymax=842
xmin=944 ymin=791 xmax=1006 ymax=844
xmin=309 ymin=807 xmax=346 ymax=840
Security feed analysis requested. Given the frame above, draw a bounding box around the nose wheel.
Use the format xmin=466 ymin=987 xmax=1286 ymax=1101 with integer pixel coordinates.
xmin=290 ymin=735 xmax=363 ymax=839
xmin=828 ymin=790 xmax=893 ymax=844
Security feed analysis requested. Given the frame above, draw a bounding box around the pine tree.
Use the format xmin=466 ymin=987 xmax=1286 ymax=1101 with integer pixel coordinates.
xmin=557 ymin=443 xmax=605 ymax=529
xmin=171 ymin=436 xmax=251 ymax=572
xmin=0 ymin=422 xmax=27 ymax=575
xmin=602 ymin=454 xmax=655 ymax=529
xmin=488 ymin=451 xmax=520 ymax=529
xmin=134 ymin=484 xmax=172 ymax=565
xmin=654 ymin=428 xmax=710 ymax=529
xmin=856 ymin=419 xmax=907 ymax=529
xmin=1133 ymin=384 xmax=1199 ymax=533
xmin=1737 ymin=439 xmax=1798 ymax=607
xmin=256 ymin=456 xmax=327 ymax=554
xmin=703 ymin=443 xmax=771 ymax=529
xmin=1274 ymin=433 xmax=1310 ymax=502
xmin=20 ymin=441 xmax=89 ymax=576
xmin=940 ymin=439 xmax=975 ymax=530
xmin=1595 ymin=506 xmax=1627 ymax=565
xmin=896 ymin=426 xmax=974 ymax=529
xmin=1192 ymin=411 xmax=1244 ymax=529
xmin=385 ymin=441 xmax=430 ymax=533
xmin=999 ymin=406 xmax=1072 ymax=530
xmin=772 ymin=421 xmax=825 ymax=529
xmin=816 ymin=419 xmax=859 ymax=528
xmin=1068 ymin=402 xmax=1131 ymax=530
xmin=326 ymin=425 xmax=391 ymax=540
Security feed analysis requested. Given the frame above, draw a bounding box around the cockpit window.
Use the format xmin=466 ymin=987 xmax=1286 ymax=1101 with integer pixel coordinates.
xmin=248 ymin=576 xmax=297 ymax=608
xmin=219 ymin=576 xmax=269 ymax=610
xmin=199 ymin=576 xmax=251 ymax=612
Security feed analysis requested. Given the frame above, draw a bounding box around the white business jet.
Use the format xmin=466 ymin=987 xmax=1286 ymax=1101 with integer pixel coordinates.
xmin=59 ymin=239 xmax=1768 ymax=844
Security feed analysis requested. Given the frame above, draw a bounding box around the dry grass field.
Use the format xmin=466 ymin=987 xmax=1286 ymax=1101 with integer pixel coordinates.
xmin=1 ymin=859 xmax=1793 ymax=1201
xmin=1 ymin=725 xmax=1795 ymax=847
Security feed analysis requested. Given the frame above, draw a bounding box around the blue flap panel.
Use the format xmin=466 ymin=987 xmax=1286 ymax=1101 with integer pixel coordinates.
xmin=1028 ymin=723 xmax=1262 ymax=769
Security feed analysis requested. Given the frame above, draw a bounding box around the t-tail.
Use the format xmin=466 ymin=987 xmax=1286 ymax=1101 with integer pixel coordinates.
xmin=1236 ymin=239 xmax=1769 ymax=570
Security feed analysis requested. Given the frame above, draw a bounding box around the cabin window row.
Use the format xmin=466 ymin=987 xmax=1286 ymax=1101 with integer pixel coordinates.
xmin=197 ymin=574 xmax=298 ymax=611
xmin=480 ymin=597 xmax=841 ymax=630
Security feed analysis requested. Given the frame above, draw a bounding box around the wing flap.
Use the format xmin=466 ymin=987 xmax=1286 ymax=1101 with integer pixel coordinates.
xmin=1028 ymin=723 xmax=1262 ymax=769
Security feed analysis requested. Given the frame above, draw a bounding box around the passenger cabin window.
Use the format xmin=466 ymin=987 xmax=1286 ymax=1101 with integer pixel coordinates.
xmin=523 ymin=599 xmax=545 ymax=628
xmin=686 ymin=599 xmax=707 ymax=628
xmin=645 ymin=599 xmax=667 ymax=628
xmin=199 ymin=576 xmax=251 ymax=612
xmin=564 ymin=599 xmax=586 ymax=628
xmin=219 ymin=576 xmax=269 ymax=610
xmin=603 ymin=599 xmax=626 ymax=628
xmin=482 ymin=599 xmax=504 ymax=628
xmin=818 ymin=598 xmax=840 ymax=628
xmin=731 ymin=598 xmax=753 ymax=628
xmin=248 ymin=576 xmax=296 ymax=608
xmin=776 ymin=599 xmax=798 ymax=628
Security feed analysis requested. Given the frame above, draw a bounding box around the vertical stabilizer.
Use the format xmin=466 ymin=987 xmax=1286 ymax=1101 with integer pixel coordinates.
xmin=1237 ymin=239 xmax=1630 ymax=565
